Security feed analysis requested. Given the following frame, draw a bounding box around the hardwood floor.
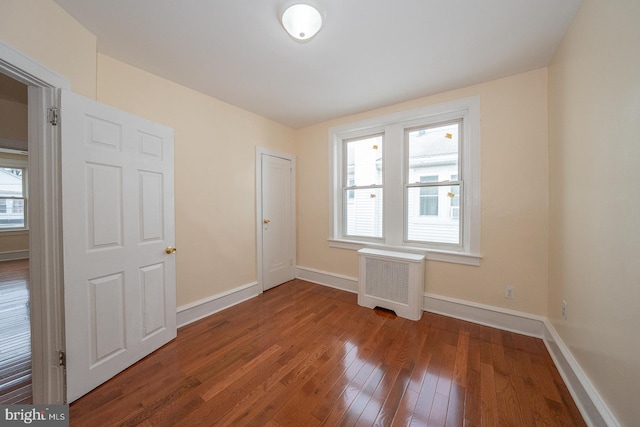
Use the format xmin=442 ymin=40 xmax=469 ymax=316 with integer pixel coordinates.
xmin=70 ymin=279 xmax=585 ymax=426
xmin=0 ymin=259 xmax=32 ymax=404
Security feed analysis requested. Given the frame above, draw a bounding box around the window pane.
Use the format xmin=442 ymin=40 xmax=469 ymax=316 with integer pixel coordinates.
xmin=419 ymin=176 xmax=438 ymax=216
xmin=345 ymin=188 xmax=383 ymax=238
xmin=346 ymin=135 xmax=382 ymax=187
xmin=407 ymin=122 xmax=459 ymax=185
xmin=407 ymin=184 xmax=460 ymax=244
xmin=0 ymin=168 xmax=25 ymax=229
xmin=0 ymin=168 xmax=24 ymax=197
xmin=407 ymin=122 xmax=460 ymax=244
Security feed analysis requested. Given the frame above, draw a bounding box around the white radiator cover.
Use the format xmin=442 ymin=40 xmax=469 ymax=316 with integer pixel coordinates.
xmin=357 ymin=248 xmax=425 ymax=321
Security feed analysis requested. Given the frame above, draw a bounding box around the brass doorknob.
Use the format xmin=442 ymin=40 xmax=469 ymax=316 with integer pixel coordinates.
xmin=263 ymin=219 xmax=271 ymax=224
xmin=165 ymin=246 xmax=177 ymax=254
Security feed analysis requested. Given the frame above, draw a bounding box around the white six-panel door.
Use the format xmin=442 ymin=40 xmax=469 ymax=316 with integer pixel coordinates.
xmin=60 ymin=90 xmax=176 ymax=402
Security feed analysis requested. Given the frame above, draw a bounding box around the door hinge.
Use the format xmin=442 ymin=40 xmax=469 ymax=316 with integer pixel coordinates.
xmin=58 ymin=350 xmax=66 ymax=367
xmin=48 ymin=107 xmax=59 ymax=126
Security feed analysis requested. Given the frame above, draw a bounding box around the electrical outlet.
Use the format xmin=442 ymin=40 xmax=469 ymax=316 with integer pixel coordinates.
xmin=561 ymin=300 xmax=567 ymax=320
xmin=504 ymin=286 xmax=514 ymax=299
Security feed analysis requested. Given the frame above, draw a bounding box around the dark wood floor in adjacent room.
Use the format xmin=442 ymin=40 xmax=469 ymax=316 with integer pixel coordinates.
xmin=0 ymin=259 xmax=32 ymax=404
xmin=70 ymin=279 xmax=585 ymax=426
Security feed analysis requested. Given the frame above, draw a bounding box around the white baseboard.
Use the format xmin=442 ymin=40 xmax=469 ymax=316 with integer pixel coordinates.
xmin=0 ymin=250 xmax=29 ymax=262
xmin=293 ymin=266 xmax=617 ymax=427
xmin=423 ymin=293 xmax=546 ymax=338
xmin=543 ymin=320 xmax=619 ymax=427
xmin=176 ymin=281 xmax=261 ymax=328
xmin=295 ymin=265 xmax=358 ymax=293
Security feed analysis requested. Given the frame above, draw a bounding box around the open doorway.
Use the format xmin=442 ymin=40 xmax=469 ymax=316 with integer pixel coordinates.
xmin=0 ymin=41 xmax=68 ymax=404
xmin=0 ymin=73 xmax=31 ymax=404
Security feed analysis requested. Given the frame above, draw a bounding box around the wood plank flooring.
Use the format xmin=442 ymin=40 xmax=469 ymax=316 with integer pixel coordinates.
xmin=0 ymin=259 xmax=32 ymax=404
xmin=70 ymin=279 xmax=586 ymax=426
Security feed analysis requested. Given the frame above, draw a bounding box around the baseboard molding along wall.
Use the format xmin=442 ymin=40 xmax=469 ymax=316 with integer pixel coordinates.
xmin=176 ymin=281 xmax=261 ymax=328
xmin=542 ymin=320 xmax=619 ymax=427
xmin=0 ymin=250 xmax=29 ymax=262
xmin=294 ymin=265 xmax=618 ymax=427
xmin=423 ymin=292 xmax=546 ymax=338
xmin=296 ymin=265 xmax=358 ymax=293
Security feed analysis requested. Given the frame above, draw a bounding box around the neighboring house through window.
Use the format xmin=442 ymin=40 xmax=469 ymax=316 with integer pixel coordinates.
xmin=0 ymin=162 xmax=27 ymax=230
xmin=419 ymin=176 xmax=439 ymax=216
xmin=344 ymin=134 xmax=383 ymax=239
xmin=329 ymin=97 xmax=481 ymax=265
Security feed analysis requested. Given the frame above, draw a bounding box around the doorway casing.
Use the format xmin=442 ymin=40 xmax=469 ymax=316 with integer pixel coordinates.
xmin=0 ymin=41 xmax=69 ymax=403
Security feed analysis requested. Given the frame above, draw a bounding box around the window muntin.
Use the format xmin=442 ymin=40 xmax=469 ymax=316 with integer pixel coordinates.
xmin=0 ymin=166 xmax=27 ymax=230
xmin=343 ymin=135 xmax=383 ymax=239
xmin=449 ymin=174 xmax=460 ymax=218
xmin=406 ymin=121 xmax=461 ymax=246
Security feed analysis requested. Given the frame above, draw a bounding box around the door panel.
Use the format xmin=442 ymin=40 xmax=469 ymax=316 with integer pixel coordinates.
xmin=140 ymin=171 xmax=164 ymax=242
xmin=89 ymin=273 xmax=125 ymax=364
xmin=140 ymin=263 xmax=166 ymax=338
xmin=262 ymin=154 xmax=293 ymax=290
xmin=61 ymin=90 xmax=176 ymax=402
xmin=87 ymin=163 xmax=122 ymax=248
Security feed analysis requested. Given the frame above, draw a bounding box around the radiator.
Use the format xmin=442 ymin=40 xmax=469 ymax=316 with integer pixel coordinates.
xmin=357 ymin=248 xmax=425 ymax=321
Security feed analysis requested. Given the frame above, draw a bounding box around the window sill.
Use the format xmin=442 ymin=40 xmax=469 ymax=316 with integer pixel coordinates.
xmin=327 ymin=238 xmax=481 ymax=266
xmin=0 ymin=229 xmax=29 ymax=236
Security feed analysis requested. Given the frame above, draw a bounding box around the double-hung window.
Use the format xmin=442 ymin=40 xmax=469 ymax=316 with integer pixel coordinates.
xmin=0 ymin=160 xmax=28 ymax=231
xmin=330 ymin=97 xmax=480 ymax=265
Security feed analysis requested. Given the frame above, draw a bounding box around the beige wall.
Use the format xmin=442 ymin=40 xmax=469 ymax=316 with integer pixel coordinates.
xmin=0 ymin=0 xmax=92 ymax=258
xmin=97 ymin=55 xmax=296 ymax=306
xmin=1 ymin=0 xmax=296 ymax=306
xmin=296 ymin=69 xmax=550 ymax=315
xmin=0 ymin=98 xmax=27 ymax=142
xmin=0 ymin=230 xmax=28 ymax=253
xmin=0 ymin=73 xmax=28 ymax=143
xmin=0 ymin=0 xmax=97 ymax=98
xmin=548 ymin=0 xmax=640 ymax=425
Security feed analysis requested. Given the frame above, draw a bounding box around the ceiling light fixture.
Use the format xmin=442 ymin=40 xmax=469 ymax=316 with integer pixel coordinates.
xmin=281 ymin=4 xmax=323 ymax=41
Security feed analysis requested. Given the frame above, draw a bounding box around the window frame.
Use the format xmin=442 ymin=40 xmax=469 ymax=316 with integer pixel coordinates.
xmin=0 ymin=157 xmax=29 ymax=232
xmin=329 ymin=96 xmax=481 ymax=266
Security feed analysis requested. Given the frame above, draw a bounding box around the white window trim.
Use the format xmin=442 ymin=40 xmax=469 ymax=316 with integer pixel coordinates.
xmin=328 ymin=96 xmax=481 ymax=266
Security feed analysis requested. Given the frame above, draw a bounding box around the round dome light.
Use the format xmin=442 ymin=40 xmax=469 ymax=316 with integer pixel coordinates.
xmin=281 ymin=4 xmax=323 ymax=41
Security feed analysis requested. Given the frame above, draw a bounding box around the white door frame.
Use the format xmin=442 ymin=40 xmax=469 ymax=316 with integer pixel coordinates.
xmin=255 ymin=147 xmax=296 ymax=291
xmin=0 ymin=41 xmax=69 ymax=403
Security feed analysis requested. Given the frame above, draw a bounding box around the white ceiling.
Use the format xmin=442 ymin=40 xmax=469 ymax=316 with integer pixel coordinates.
xmin=53 ymin=0 xmax=582 ymax=129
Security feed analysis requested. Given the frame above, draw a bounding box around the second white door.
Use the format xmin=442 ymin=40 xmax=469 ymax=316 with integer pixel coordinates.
xmin=261 ymin=153 xmax=294 ymax=291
